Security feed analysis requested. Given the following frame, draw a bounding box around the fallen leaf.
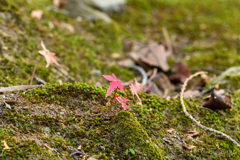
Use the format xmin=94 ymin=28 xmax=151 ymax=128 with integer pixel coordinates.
xmin=184 ymin=90 xmax=200 ymax=98
xmin=53 ymin=0 xmax=66 ymax=8
xmin=200 ymin=89 xmax=233 ymax=110
xmin=183 ymin=141 xmax=195 ymax=150
xmin=5 ymin=100 xmax=20 ymax=105
xmin=139 ymin=42 xmax=169 ymax=71
xmin=122 ymin=40 xmax=134 ymax=52
xmin=147 ymin=82 xmax=163 ymax=97
xmin=132 ymin=78 xmax=149 ymax=93
xmin=155 ymin=72 xmax=175 ymax=97
xmin=4 ymin=103 xmax=11 ymax=109
xmin=118 ymin=58 xmax=135 ymax=67
xmin=44 ymin=143 xmax=58 ymax=153
xmin=77 ymin=145 xmax=82 ymax=150
xmin=2 ymin=140 xmax=11 ymax=150
xmin=59 ymin=22 xmax=75 ymax=33
xmin=183 ymin=131 xmax=200 ymax=139
xmin=168 ymin=62 xmax=190 ymax=83
xmin=31 ymin=10 xmax=43 ymax=20
xmin=167 ymin=128 xmax=176 ymax=135
xmin=95 ymin=82 xmax=102 ymax=88
xmin=111 ymin=53 xmax=121 ymax=59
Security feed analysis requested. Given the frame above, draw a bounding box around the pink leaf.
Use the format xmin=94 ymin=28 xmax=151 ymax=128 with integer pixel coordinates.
xmin=106 ymin=81 xmax=118 ymax=97
xmin=116 ymin=96 xmax=130 ymax=110
xmin=38 ymin=41 xmax=59 ymax=68
xmin=103 ymin=74 xmax=124 ymax=97
xmin=115 ymin=80 xmax=124 ymax=93
xmin=112 ymin=73 xmax=116 ymax=80
xmin=102 ymin=74 xmax=116 ymax=81
xmin=41 ymin=41 xmax=47 ymax=50
xmin=130 ymin=83 xmax=143 ymax=109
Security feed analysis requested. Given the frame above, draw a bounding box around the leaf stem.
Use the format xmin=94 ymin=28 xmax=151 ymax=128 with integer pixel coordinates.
xmin=30 ymin=56 xmax=43 ymax=85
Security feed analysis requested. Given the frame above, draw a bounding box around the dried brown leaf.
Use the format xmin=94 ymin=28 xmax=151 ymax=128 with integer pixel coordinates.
xmin=139 ymin=42 xmax=169 ymax=71
xmin=183 ymin=131 xmax=200 ymax=139
xmin=168 ymin=62 xmax=190 ymax=83
xmin=118 ymin=58 xmax=135 ymax=67
xmin=147 ymin=82 xmax=163 ymax=97
xmin=132 ymin=78 xmax=149 ymax=93
xmin=200 ymin=89 xmax=233 ymax=110
xmin=53 ymin=0 xmax=66 ymax=8
xmin=184 ymin=90 xmax=200 ymax=98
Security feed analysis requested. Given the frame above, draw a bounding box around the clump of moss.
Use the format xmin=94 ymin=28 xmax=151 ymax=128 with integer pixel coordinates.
xmin=109 ymin=111 xmax=163 ymax=159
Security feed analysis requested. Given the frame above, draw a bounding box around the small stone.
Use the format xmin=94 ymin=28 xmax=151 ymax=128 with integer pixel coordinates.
xmin=83 ymin=0 xmax=126 ymax=14
xmin=42 ymin=127 xmax=51 ymax=135
xmin=87 ymin=157 xmax=98 ymax=160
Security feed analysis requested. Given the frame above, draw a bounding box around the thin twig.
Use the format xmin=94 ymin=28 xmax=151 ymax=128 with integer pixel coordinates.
xmin=30 ymin=57 xmax=43 ymax=85
xmin=68 ymin=146 xmax=89 ymax=157
xmin=162 ymin=27 xmax=173 ymax=57
xmin=180 ymin=71 xmax=240 ymax=148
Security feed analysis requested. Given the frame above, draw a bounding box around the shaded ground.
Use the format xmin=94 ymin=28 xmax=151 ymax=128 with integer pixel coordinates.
xmin=1 ymin=0 xmax=240 ymax=159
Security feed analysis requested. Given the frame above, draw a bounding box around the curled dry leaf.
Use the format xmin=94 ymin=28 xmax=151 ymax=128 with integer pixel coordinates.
xmin=200 ymin=89 xmax=233 ymax=110
xmin=168 ymin=62 xmax=190 ymax=83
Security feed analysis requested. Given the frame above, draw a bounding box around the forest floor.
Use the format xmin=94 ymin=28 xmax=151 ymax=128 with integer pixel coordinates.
xmin=1 ymin=0 xmax=240 ymax=159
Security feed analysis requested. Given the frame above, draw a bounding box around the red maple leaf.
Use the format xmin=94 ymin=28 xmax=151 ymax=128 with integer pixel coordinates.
xmin=116 ymin=96 xmax=130 ymax=110
xmin=103 ymin=73 xmax=124 ymax=97
xmin=130 ymin=83 xmax=143 ymax=109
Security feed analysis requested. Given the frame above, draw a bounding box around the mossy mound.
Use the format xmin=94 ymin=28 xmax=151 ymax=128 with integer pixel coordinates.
xmin=0 ymin=83 xmax=240 ymax=159
xmin=110 ymin=111 xmax=163 ymax=159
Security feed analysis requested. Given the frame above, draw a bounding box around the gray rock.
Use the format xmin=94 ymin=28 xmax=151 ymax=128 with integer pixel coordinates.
xmin=83 ymin=0 xmax=126 ymax=14
xmin=64 ymin=0 xmax=112 ymax=23
xmin=210 ymin=66 xmax=240 ymax=88
xmin=87 ymin=157 xmax=98 ymax=160
xmin=42 ymin=127 xmax=51 ymax=135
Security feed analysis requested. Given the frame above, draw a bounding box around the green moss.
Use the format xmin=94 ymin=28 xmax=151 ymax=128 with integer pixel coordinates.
xmin=110 ymin=111 xmax=163 ymax=159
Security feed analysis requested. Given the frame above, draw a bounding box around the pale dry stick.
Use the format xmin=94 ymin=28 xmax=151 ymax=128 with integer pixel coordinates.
xmin=162 ymin=27 xmax=173 ymax=58
xmin=180 ymin=71 xmax=240 ymax=148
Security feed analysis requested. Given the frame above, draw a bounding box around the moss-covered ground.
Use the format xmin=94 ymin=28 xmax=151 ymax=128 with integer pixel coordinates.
xmin=0 ymin=83 xmax=240 ymax=159
xmin=1 ymin=0 xmax=240 ymax=159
